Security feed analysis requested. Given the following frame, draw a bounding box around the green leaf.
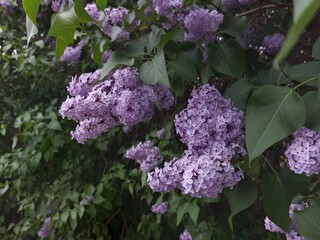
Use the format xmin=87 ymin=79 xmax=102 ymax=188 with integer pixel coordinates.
xmin=100 ymin=51 xmax=134 ymax=79
xmin=125 ymin=38 xmax=147 ymax=58
xmin=188 ymin=201 xmax=200 ymax=226
xmin=22 ymin=0 xmax=40 ymax=24
xmin=224 ymin=177 xmax=257 ymax=231
xmin=96 ymin=0 xmax=108 ymax=10
xmin=262 ymin=168 xmax=307 ymax=232
xmin=70 ymin=208 xmax=77 ymax=221
xmin=181 ymin=43 xmax=202 ymax=70
xmin=170 ymin=55 xmax=197 ymax=82
xmin=246 ymin=85 xmax=306 ymax=160
xmin=219 ymin=14 xmax=246 ymax=37
xmin=55 ymin=38 xmax=69 ymax=59
xmin=209 ymin=39 xmax=244 ymax=78
xmin=60 ymin=211 xmax=69 ymax=223
xmin=312 ymin=36 xmax=320 ymax=60
xmin=0 ymin=182 xmax=9 ymax=195
xmin=295 ymin=200 xmax=320 ymax=240
xmin=74 ymin=0 xmax=92 ymax=22
xmin=302 ymin=91 xmax=320 ymax=132
xmin=224 ymin=78 xmax=252 ymax=111
xmin=69 ymin=218 xmax=77 ymax=231
xmin=176 ymin=202 xmax=189 ymax=226
xmin=26 ymin=16 xmax=38 ymax=46
xmin=93 ymin=195 xmax=105 ymax=204
xmin=200 ymin=65 xmax=213 ymax=84
xmin=146 ymin=26 xmax=165 ymax=53
xmin=48 ymin=5 xmax=82 ymax=44
xmin=139 ymin=50 xmax=170 ymax=87
xmin=282 ymin=61 xmax=320 ymax=87
xmin=274 ymin=0 xmax=320 ymax=67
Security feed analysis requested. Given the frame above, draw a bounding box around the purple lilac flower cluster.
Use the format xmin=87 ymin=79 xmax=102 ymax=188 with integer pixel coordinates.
xmin=51 ymin=0 xmax=65 ymax=12
xmin=60 ymin=41 xmax=85 ymax=64
xmin=184 ymin=8 xmax=223 ymax=44
xmin=125 ymin=141 xmax=163 ymax=172
xmin=148 ymin=85 xmax=245 ymax=198
xmin=38 ymin=217 xmax=51 ymax=238
xmin=180 ymin=229 xmax=192 ymax=240
xmin=0 ymin=0 xmax=12 ymax=15
xmin=265 ymin=203 xmax=307 ymax=240
xmin=285 ymin=127 xmax=320 ymax=176
xmin=85 ymin=3 xmax=100 ymax=21
xmin=152 ymin=0 xmax=183 ymax=29
xmin=156 ymin=128 xmax=165 ymax=140
xmin=101 ymin=50 xmax=112 ymax=64
xmin=59 ymin=67 xmax=174 ymax=143
xmin=151 ymin=202 xmax=168 ymax=215
xmin=221 ymin=0 xmax=256 ymax=9
xmin=262 ymin=33 xmax=285 ymax=55
xmin=236 ymin=24 xmax=255 ymax=49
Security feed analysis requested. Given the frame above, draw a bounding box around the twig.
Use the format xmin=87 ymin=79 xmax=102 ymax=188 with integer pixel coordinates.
xmin=236 ymin=4 xmax=278 ymax=17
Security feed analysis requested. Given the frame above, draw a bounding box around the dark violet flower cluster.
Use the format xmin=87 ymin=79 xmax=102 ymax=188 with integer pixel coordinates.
xmin=184 ymin=8 xmax=223 ymax=44
xmin=151 ymin=202 xmax=168 ymax=215
xmin=180 ymin=229 xmax=192 ymax=240
xmin=125 ymin=141 xmax=163 ymax=172
xmin=60 ymin=41 xmax=85 ymax=64
xmin=236 ymin=24 xmax=255 ymax=49
xmin=38 ymin=217 xmax=51 ymax=238
xmin=148 ymin=85 xmax=245 ymax=198
xmin=101 ymin=50 xmax=112 ymax=64
xmin=262 ymin=33 xmax=285 ymax=55
xmin=265 ymin=203 xmax=307 ymax=240
xmin=221 ymin=0 xmax=255 ymax=9
xmin=0 ymin=0 xmax=12 ymax=16
xmin=285 ymin=127 xmax=320 ymax=176
xmin=60 ymin=67 xmax=174 ymax=143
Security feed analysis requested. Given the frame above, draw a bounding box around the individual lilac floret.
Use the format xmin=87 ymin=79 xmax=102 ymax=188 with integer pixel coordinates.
xmin=101 ymin=50 xmax=112 ymax=64
xmin=125 ymin=141 xmax=163 ymax=172
xmin=51 ymin=0 xmax=65 ymax=12
xmin=85 ymin=3 xmax=100 ymax=21
xmin=184 ymin=8 xmax=223 ymax=44
xmin=262 ymin=33 xmax=285 ymax=55
xmin=86 ymin=195 xmax=94 ymax=203
xmin=157 ymin=128 xmax=165 ymax=140
xmin=0 ymin=0 xmax=12 ymax=16
xmin=151 ymin=202 xmax=168 ymax=215
xmin=102 ymin=7 xmax=139 ymax=41
xmin=60 ymin=67 xmax=174 ymax=143
xmin=236 ymin=24 xmax=255 ymax=49
xmin=144 ymin=6 xmax=153 ymax=16
xmin=60 ymin=41 xmax=85 ymax=64
xmin=174 ymin=84 xmax=245 ymax=155
xmin=180 ymin=229 xmax=192 ymax=240
xmin=38 ymin=218 xmax=51 ymax=238
xmin=265 ymin=203 xmax=307 ymax=240
xmin=123 ymin=125 xmax=133 ymax=134
xmin=285 ymin=127 xmax=320 ymax=176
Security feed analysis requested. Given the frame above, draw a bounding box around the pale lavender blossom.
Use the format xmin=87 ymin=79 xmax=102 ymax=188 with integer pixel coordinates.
xmin=151 ymin=202 xmax=168 ymax=214
xmin=265 ymin=203 xmax=307 ymax=240
xmin=60 ymin=67 xmax=174 ymax=143
xmin=102 ymin=7 xmax=139 ymax=41
xmin=60 ymin=41 xmax=85 ymax=64
xmin=123 ymin=125 xmax=133 ymax=134
xmin=262 ymin=33 xmax=285 ymax=55
xmin=285 ymin=127 xmax=320 ymax=176
xmin=156 ymin=128 xmax=165 ymax=140
xmin=180 ymin=229 xmax=192 ymax=240
xmin=0 ymin=0 xmax=12 ymax=15
xmin=85 ymin=3 xmax=100 ymax=21
xmin=51 ymin=0 xmax=64 ymax=12
xmin=144 ymin=6 xmax=153 ymax=16
xmin=38 ymin=217 xmax=51 ymax=238
xmin=152 ymin=0 xmax=184 ymax=29
xmin=125 ymin=141 xmax=163 ymax=172
xmin=86 ymin=195 xmax=94 ymax=203
xmin=184 ymin=8 xmax=223 ymax=44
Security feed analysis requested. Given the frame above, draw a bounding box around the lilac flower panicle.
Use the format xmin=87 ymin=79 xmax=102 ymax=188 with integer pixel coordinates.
xmin=265 ymin=203 xmax=307 ymax=240
xmin=151 ymin=202 xmax=168 ymax=215
xmin=221 ymin=0 xmax=241 ymax=9
xmin=0 ymin=0 xmax=12 ymax=15
xmin=236 ymin=24 xmax=255 ymax=49
xmin=180 ymin=229 xmax=192 ymax=240
xmin=38 ymin=217 xmax=51 ymax=238
xmin=60 ymin=67 xmax=174 ymax=143
xmin=156 ymin=128 xmax=165 ymax=140
xmin=86 ymin=195 xmax=94 ymax=203
xmin=184 ymin=8 xmax=223 ymax=44
xmin=285 ymin=127 xmax=320 ymax=176
xmin=52 ymin=0 xmax=64 ymax=12
xmin=60 ymin=41 xmax=85 ymax=64
xmin=125 ymin=141 xmax=163 ymax=172
xmin=101 ymin=50 xmax=112 ymax=64
xmin=85 ymin=3 xmax=100 ymax=21
xmin=262 ymin=33 xmax=285 ymax=55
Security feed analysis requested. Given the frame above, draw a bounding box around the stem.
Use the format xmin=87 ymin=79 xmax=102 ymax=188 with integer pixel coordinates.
xmin=236 ymin=3 xmax=290 ymax=17
xmin=293 ymin=77 xmax=317 ymax=90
